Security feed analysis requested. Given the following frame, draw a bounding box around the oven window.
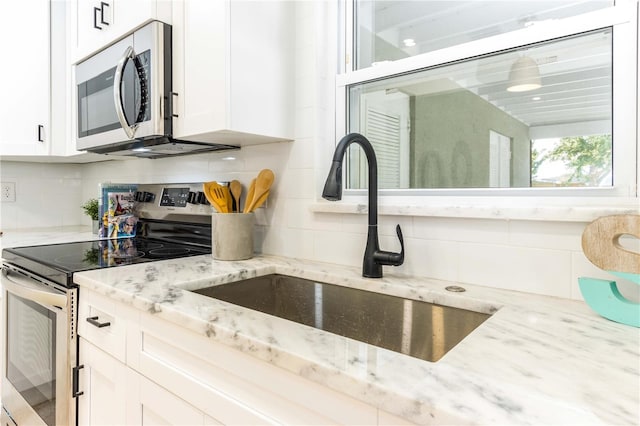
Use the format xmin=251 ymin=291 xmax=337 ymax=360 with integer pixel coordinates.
xmin=6 ymin=293 xmax=57 ymax=426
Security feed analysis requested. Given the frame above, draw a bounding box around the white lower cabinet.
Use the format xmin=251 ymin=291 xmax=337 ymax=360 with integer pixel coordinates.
xmin=126 ymin=368 xmax=216 ymax=426
xmin=77 ymin=287 xmax=404 ymax=425
xmin=78 ymin=338 xmax=211 ymax=426
xmin=78 ymin=338 xmax=127 ymax=426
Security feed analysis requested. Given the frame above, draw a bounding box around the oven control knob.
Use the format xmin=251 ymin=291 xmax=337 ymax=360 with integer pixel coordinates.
xmin=143 ymin=192 xmax=155 ymax=203
xmin=196 ymin=191 xmax=209 ymax=205
xmin=187 ymin=191 xmax=198 ymax=204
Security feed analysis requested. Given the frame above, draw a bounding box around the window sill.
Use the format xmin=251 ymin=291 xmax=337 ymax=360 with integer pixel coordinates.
xmin=310 ymin=196 xmax=639 ymax=222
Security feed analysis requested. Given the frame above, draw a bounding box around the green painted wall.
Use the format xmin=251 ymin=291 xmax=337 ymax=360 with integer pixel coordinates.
xmin=410 ymin=89 xmax=531 ymax=188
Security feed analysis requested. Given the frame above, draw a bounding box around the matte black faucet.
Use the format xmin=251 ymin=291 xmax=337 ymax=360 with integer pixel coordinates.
xmin=322 ymin=133 xmax=404 ymax=278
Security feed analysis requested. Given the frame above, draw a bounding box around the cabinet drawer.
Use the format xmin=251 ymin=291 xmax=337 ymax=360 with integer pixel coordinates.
xmin=78 ymin=289 xmax=137 ymax=362
xmin=130 ymin=313 xmax=379 ymax=425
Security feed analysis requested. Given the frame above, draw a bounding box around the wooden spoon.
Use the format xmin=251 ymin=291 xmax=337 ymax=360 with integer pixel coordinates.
xmin=243 ymin=179 xmax=256 ymax=214
xmin=223 ymin=186 xmax=233 ymax=213
xmin=229 ymin=180 xmax=242 ymax=212
xmin=245 ymin=169 xmax=275 ymax=213
xmin=247 ymin=190 xmax=270 ymax=212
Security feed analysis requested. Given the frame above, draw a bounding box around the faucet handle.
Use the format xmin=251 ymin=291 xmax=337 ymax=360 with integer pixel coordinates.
xmin=373 ymin=224 xmax=405 ymax=267
xmin=394 ymin=224 xmax=405 ymax=265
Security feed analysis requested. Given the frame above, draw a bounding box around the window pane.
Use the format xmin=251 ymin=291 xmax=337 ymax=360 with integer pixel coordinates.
xmin=347 ymin=29 xmax=612 ymax=189
xmin=355 ymin=0 xmax=613 ymax=70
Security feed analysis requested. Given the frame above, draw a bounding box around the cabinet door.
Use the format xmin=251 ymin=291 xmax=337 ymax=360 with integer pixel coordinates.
xmin=73 ymin=0 xmax=162 ymax=61
xmin=77 ymin=338 xmax=127 ymax=426
xmin=126 ymin=369 xmax=209 ymax=426
xmin=0 ymin=0 xmax=49 ymax=156
xmin=171 ymin=0 xmax=229 ymax=139
xmin=170 ymin=0 xmax=294 ymax=144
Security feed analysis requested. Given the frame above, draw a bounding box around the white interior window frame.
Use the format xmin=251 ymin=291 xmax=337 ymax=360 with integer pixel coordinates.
xmin=328 ymin=1 xmax=639 ymax=220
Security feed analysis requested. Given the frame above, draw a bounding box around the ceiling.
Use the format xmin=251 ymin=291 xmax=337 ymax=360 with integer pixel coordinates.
xmin=361 ymin=1 xmax=614 ymax=129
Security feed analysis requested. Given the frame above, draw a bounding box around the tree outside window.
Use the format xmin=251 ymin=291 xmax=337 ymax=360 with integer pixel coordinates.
xmin=531 ymin=135 xmax=612 ymax=187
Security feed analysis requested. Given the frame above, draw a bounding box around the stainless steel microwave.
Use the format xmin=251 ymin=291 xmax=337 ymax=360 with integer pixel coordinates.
xmin=75 ymin=21 xmax=172 ymax=153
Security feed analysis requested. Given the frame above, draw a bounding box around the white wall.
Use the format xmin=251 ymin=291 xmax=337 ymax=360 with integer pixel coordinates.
xmin=0 ymin=161 xmax=84 ymax=229
xmin=0 ymin=2 xmax=637 ymax=304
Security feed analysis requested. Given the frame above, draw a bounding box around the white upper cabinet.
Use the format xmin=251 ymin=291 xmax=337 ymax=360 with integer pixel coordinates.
xmin=171 ymin=0 xmax=294 ymax=145
xmin=0 ymin=0 xmax=50 ymax=156
xmin=70 ymin=0 xmax=172 ymax=62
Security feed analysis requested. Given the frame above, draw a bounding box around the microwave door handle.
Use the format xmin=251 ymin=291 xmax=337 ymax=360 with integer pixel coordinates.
xmin=1 ymin=269 xmax=67 ymax=308
xmin=114 ymin=46 xmax=139 ymax=139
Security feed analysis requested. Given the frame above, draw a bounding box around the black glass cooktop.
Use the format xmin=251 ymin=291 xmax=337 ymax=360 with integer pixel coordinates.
xmin=2 ymin=237 xmax=211 ymax=287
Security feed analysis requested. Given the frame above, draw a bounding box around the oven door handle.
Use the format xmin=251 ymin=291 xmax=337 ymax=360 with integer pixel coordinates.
xmin=1 ymin=269 xmax=67 ymax=308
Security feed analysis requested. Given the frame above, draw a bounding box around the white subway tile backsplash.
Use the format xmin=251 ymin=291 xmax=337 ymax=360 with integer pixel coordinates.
xmin=294 ymin=107 xmax=315 ymax=140
xmin=281 ymin=168 xmax=315 ymax=200
xmin=509 ymin=220 xmax=585 ymax=251
xmin=287 ymin=138 xmax=314 ymax=170
xmin=459 ymin=243 xmax=572 ymax=298
xmin=284 ymin=198 xmax=315 ymax=229
xmin=413 ymin=217 xmax=509 ymax=244
xmin=295 ymin=76 xmax=316 ymax=109
xmin=341 ymin=213 xmax=369 ymax=234
xmin=310 ymin=212 xmax=347 ymax=233
xmin=400 ymin=237 xmax=459 ymax=282
xmin=313 ymin=229 xmax=364 ymax=266
xmin=262 ymin=226 xmax=315 ymax=259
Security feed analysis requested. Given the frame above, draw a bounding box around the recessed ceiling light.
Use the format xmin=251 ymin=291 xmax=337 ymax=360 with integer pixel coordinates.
xmin=532 ymin=96 xmax=542 ymax=101
xmin=132 ymin=147 xmax=151 ymax=152
xmin=403 ymin=38 xmax=416 ymax=47
xmin=221 ymin=156 xmax=236 ymax=161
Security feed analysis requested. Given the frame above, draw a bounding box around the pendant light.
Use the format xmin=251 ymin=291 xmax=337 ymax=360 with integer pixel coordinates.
xmin=507 ymin=56 xmax=541 ymax=92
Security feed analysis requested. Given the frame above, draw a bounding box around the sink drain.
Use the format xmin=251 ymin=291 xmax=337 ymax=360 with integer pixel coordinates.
xmin=445 ymin=285 xmax=466 ymax=292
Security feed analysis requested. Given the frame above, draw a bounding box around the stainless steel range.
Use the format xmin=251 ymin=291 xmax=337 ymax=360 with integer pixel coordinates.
xmin=1 ymin=183 xmax=214 ymax=426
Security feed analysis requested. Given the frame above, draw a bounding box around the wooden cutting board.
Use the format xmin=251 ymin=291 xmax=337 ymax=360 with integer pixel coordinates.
xmin=582 ymin=214 xmax=640 ymax=274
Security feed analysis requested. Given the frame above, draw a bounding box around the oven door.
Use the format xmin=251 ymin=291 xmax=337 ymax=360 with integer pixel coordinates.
xmin=1 ymin=266 xmax=77 ymax=426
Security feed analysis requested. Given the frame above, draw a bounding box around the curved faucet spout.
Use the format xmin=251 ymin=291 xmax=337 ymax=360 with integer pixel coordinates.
xmin=322 ymin=133 xmax=378 ymax=226
xmin=322 ymin=133 xmax=404 ymax=278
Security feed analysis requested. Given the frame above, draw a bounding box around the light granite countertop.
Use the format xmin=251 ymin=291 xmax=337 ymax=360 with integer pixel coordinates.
xmin=0 ymin=226 xmax=95 ymax=251
xmin=73 ymin=255 xmax=639 ymax=425
xmin=2 ymin=229 xmax=638 ymax=424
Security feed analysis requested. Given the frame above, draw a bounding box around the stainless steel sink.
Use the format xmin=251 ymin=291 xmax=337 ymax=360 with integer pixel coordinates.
xmin=193 ymin=274 xmax=491 ymax=362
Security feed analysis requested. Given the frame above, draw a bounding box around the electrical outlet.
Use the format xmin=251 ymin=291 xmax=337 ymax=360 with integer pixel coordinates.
xmin=1 ymin=182 xmax=16 ymax=202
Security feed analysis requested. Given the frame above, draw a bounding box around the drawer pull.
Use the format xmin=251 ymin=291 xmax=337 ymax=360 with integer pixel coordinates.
xmin=87 ymin=316 xmax=111 ymax=328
